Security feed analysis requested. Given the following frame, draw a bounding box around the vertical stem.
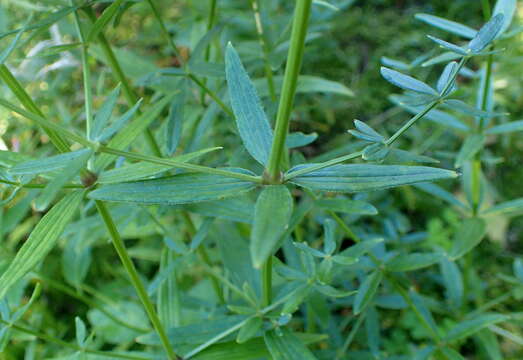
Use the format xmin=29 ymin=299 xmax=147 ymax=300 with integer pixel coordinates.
xmin=250 ymin=0 xmax=277 ymax=102
xmin=266 ymin=0 xmax=312 ymax=181
xmin=95 ymin=201 xmax=178 ymax=360
xmin=83 ymin=7 xmax=162 ymax=157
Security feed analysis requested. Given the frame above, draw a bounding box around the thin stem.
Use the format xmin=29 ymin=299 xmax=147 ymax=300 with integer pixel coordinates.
xmin=71 ymin=2 xmax=93 ymax=141
xmin=250 ymin=0 xmax=277 ymax=102
xmin=336 ymin=313 xmax=365 ymax=359
xmin=261 ymin=257 xmax=272 ymax=307
xmin=0 ymin=64 xmax=70 ymax=153
xmin=144 ymin=0 xmax=234 ymax=117
xmin=97 ymin=145 xmax=263 ymax=183
xmin=83 ymin=7 xmax=162 ymax=157
xmin=0 ymin=319 xmax=149 ymax=360
xmin=95 ymin=201 xmax=178 ymax=360
xmin=266 ymin=0 xmax=313 ymax=181
xmin=283 ymin=150 xmax=363 ymax=180
xmin=34 ymin=274 xmax=149 ymax=333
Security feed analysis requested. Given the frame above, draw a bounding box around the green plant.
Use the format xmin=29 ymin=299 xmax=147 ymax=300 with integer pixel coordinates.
xmin=0 ymin=0 xmax=522 ymax=359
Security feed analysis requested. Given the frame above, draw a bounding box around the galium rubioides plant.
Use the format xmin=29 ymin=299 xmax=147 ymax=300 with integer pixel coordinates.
xmin=0 ymin=0 xmax=522 ymax=359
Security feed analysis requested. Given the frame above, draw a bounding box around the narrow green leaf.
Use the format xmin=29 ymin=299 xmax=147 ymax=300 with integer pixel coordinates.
xmin=339 ymin=238 xmax=383 ymax=258
xmin=97 ymin=98 xmax=143 ymax=142
xmin=166 ymin=80 xmax=187 ymax=155
xmin=486 ymin=120 xmax=523 ymax=134
xmin=9 ymin=149 xmax=91 ymax=176
xmin=323 ymin=219 xmax=336 ymax=255
xmin=236 ymin=317 xmax=262 ymax=344
xmin=445 ymin=314 xmax=509 ymax=342
xmin=251 ymin=185 xmax=293 ymax=268
xmin=437 ymin=61 xmax=458 ymax=94
xmin=443 ymin=99 xmax=505 ymax=118
xmin=90 ymin=169 xmax=257 ymax=205
xmin=439 ymin=347 xmax=466 ymax=360
xmin=316 ymin=198 xmax=378 ymax=216
xmin=0 ymin=27 xmax=24 ymax=65
xmin=90 ymin=84 xmax=121 ymax=141
xmin=409 ymin=290 xmax=438 ymax=334
xmin=225 ymin=43 xmax=273 ymax=165
xmin=255 ymin=75 xmax=354 ymax=98
xmin=94 ymin=95 xmax=173 ymax=171
xmin=362 ymin=143 xmax=390 ymax=162
xmin=455 ymin=134 xmax=485 ymax=168
xmin=35 ymin=149 xmax=92 ymax=211
xmin=354 ymin=270 xmax=383 ymax=314
xmin=0 ymin=190 xmax=84 ymax=300
xmin=427 ymin=35 xmax=468 ymax=55
xmin=33 ymin=43 xmax=82 ymax=58
xmin=482 ymin=197 xmax=523 ymax=217
xmin=415 ymin=13 xmax=477 ymax=39
xmin=315 ymin=284 xmax=356 ymax=298
xmin=381 ymin=57 xmax=410 ymax=71
xmin=493 ymin=0 xmax=517 ymax=37
xmin=440 ymin=257 xmax=463 ymax=308
xmin=86 ymin=0 xmax=125 ymax=43
xmin=286 ymin=132 xmax=318 ymax=149
xmin=468 ymin=14 xmax=505 ymax=53
xmin=97 ymin=147 xmax=221 ymax=184
xmin=449 ymin=217 xmax=487 ymax=260
xmin=264 ymin=328 xmax=317 ymax=360
xmin=288 ymin=164 xmax=458 ymax=193
xmin=380 ymin=67 xmax=437 ymax=95
xmin=75 ymin=317 xmax=87 ymax=347
xmin=386 ymin=252 xmax=443 ymax=272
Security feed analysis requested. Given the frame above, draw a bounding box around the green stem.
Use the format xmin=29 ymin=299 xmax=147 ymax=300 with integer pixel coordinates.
xmin=71 ymin=2 xmax=93 ymax=141
xmin=145 ymin=0 xmax=234 ymax=117
xmin=261 ymin=257 xmax=272 ymax=307
xmin=0 ymin=64 xmax=70 ymax=153
xmin=250 ymin=0 xmax=277 ymax=102
xmin=266 ymin=0 xmax=312 ymax=181
xmin=336 ymin=313 xmax=365 ymax=359
xmin=95 ymin=201 xmax=178 ymax=360
xmin=97 ymin=145 xmax=262 ymax=183
xmin=0 ymin=319 xmax=149 ymax=360
xmin=34 ymin=274 xmax=149 ymax=333
xmin=83 ymin=7 xmax=162 ymax=157
xmin=284 ymin=150 xmax=363 ymax=180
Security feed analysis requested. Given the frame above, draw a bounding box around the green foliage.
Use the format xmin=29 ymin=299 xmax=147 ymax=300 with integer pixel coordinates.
xmin=0 ymin=0 xmax=522 ymax=359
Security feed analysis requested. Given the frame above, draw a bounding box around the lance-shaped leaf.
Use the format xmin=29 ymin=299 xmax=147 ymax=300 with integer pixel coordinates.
xmin=286 ymin=132 xmax=318 ymax=149
xmin=380 ymin=67 xmax=438 ymax=95
xmin=468 ymin=14 xmax=505 ymax=53
xmin=0 ymin=190 xmax=84 ymax=300
xmin=437 ymin=61 xmax=458 ymax=94
xmin=427 ymin=35 xmax=468 ymax=56
xmin=386 ymin=252 xmax=443 ymax=272
xmin=287 ymin=164 xmax=458 ymax=193
xmin=455 ymin=134 xmax=485 ymax=168
xmin=166 ymin=79 xmax=188 ymax=155
xmin=90 ymin=85 xmax=121 ymax=141
xmin=9 ymin=148 xmax=91 ymax=176
xmin=445 ymin=313 xmax=509 ymax=342
xmin=354 ymin=270 xmax=383 ymax=315
xmin=415 ymin=13 xmax=477 ymax=39
xmin=449 ymin=217 xmax=487 ymax=260
xmin=264 ymin=328 xmax=317 ymax=360
xmin=35 ymin=149 xmax=92 ymax=211
xmin=251 ymin=185 xmax=293 ymax=268
xmin=486 ymin=120 xmax=523 ymax=135
xmin=89 ymin=168 xmax=256 ymax=205
xmin=482 ymin=197 xmax=523 ymax=217
xmin=97 ymin=98 xmax=143 ymax=142
xmin=349 ymin=120 xmax=384 ymax=143
xmin=493 ymin=0 xmax=517 ymax=37
xmin=86 ymin=0 xmax=125 ymax=42
xmin=97 ymin=147 xmax=221 ymax=184
xmin=225 ymin=43 xmax=273 ymax=165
